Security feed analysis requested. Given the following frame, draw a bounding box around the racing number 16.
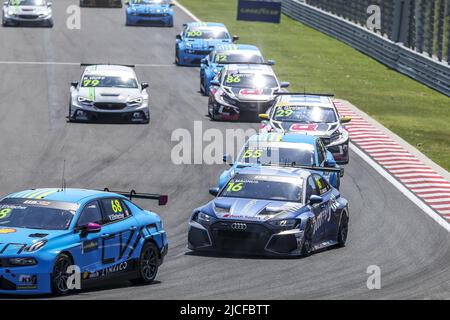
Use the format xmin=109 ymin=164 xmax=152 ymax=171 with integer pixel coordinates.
xmin=227 ymin=182 xmax=243 ymax=192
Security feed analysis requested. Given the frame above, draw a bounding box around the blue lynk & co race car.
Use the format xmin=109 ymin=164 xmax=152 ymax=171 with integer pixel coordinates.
xmin=188 ymin=166 xmax=349 ymax=257
xmin=0 ymin=188 xmax=168 ymax=295
xmin=125 ymin=0 xmax=174 ymax=27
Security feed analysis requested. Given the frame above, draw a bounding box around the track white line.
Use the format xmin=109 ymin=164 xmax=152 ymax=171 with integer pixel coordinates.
xmin=0 ymin=60 xmax=175 ymax=67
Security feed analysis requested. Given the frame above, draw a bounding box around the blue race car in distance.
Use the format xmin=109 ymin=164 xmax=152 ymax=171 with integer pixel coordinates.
xmin=125 ymin=0 xmax=174 ymax=27
xmin=0 ymin=188 xmax=168 ymax=295
xmin=175 ymin=22 xmax=239 ymax=66
xmin=219 ymin=133 xmax=343 ymax=190
xmin=188 ymin=166 xmax=349 ymax=257
xmin=200 ymin=44 xmax=274 ymax=96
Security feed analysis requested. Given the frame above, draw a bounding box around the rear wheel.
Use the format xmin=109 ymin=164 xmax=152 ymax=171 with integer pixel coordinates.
xmin=51 ymin=253 xmax=73 ymax=295
xmin=130 ymin=242 xmax=159 ymax=285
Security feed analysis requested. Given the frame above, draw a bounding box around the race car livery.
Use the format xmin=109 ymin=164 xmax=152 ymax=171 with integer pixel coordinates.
xmin=80 ymin=0 xmax=122 ymax=7
xmin=2 ymin=0 xmax=53 ymax=27
xmin=219 ymin=133 xmax=343 ymax=190
xmin=0 ymin=188 xmax=168 ymax=295
xmin=188 ymin=166 xmax=349 ymax=257
xmin=69 ymin=64 xmax=150 ymax=123
xmin=125 ymin=0 xmax=174 ymax=27
xmin=259 ymin=94 xmax=352 ymax=164
xmin=208 ymin=64 xmax=290 ymax=122
xmin=175 ymin=22 xmax=238 ymax=66
xmin=200 ymin=44 xmax=272 ymax=96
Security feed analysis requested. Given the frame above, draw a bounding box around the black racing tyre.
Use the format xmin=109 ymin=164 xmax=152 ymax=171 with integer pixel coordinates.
xmin=130 ymin=242 xmax=159 ymax=285
xmin=175 ymin=47 xmax=180 ymax=65
xmin=200 ymin=77 xmax=205 ymax=95
xmin=337 ymin=212 xmax=349 ymax=247
xmin=51 ymin=253 xmax=73 ymax=295
xmin=301 ymin=219 xmax=314 ymax=256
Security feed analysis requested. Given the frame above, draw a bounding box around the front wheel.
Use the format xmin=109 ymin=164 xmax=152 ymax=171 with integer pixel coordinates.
xmin=130 ymin=242 xmax=159 ymax=285
xmin=301 ymin=219 xmax=314 ymax=256
xmin=337 ymin=213 xmax=349 ymax=247
xmin=51 ymin=253 xmax=73 ymax=295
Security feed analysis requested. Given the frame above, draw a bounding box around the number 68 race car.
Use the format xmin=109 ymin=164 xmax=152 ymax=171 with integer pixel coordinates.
xmin=0 ymin=188 xmax=168 ymax=295
xmin=188 ymin=166 xmax=349 ymax=257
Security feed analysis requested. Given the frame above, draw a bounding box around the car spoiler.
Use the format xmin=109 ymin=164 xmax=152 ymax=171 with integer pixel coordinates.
xmin=102 ymin=188 xmax=168 ymax=205
xmin=274 ymin=92 xmax=335 ymax=97
xmin=80 ymin=63 xmax=136 ymax=68
xmin=261 ymin=163 xmax=344 ymax=177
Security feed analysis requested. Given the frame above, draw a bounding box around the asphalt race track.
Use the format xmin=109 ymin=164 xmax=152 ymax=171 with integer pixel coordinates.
xmin=0 ymin=1 xmax=448 ymax=299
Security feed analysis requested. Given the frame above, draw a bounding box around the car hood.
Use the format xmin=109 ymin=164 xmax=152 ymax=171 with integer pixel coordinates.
xmin=6 ymin=5 xmax=50 ymax=15
xmin=282 ymin=122 xmax=339 ymax=137
xmin=129 ymin=4 xmax=171 ymax=13
xmin=209 ymin=197 xmax=304 ymax=222
xmin=185 ymin=38 xmax=232 ymax=51
xmin=0 ymin=227 xmax=67 ymax=256
xmin=77 ymin=87 xmax=142 ymax=103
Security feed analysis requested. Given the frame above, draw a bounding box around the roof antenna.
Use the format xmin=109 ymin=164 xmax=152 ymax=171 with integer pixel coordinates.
xmin=61 ymin=160 xmax=66 ymax=192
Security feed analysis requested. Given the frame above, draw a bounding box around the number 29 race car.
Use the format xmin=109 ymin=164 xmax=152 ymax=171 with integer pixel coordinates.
xmin=0 ymin=188 xmax=168 ymax=295
xmin=188 ymin=166 xmax=349 ymax=257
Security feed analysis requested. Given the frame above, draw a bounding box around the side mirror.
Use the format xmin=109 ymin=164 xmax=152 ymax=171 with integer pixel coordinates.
xmin=259 ymin=113 xmax=269 ymax=120
xmin=280 ymin=82 xmax=290 ymax=88
xmin=3 ymin=1 xmax=8 ymax=5
xmin=309 ymin=195 xmax=323 ymax=205
xmin=340 ymin=116 xmax=352 ymax=124
xmin=176 ymin=34 xmax=182 ymax=40
xmin=223 ymin=153 xmax=232 ymax=164
xmin=210 ymin=80 xmax=220 ymax=87
xmin=47 ymin=1 xmax=52 ymax=7
xmin=267 ymin=59 xmax=275 ymax=66
xmin=79 ymin=222 xmax=101 ymax=237
xmin=232 ymin=35 xmax=239 ymax=42
xmin=158 ymin=195 xmax=168 ymax=206
xmin=141 ymin=82 xmax=149 ymax=90
xmin=169 ymin=2 xmax=175 ymax=7
xmin=324 ymin=159 xmax=337 ymax=167
xmin=201 ymin=58 xmax=208 ymax=66
xmin=71 ymin=81 xmax=79 ymax=88
xmin=209 ymin=187 xmax=219 ymax=197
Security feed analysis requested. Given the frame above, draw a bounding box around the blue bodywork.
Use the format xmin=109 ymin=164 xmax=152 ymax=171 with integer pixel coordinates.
xmin=126 ymin=0 xmax=174 ymax=27
xmin=200 ymin=44 xmax=264 ymax=96
xmin=219 ymin=133 xmax=341 ymax=189
xmin=188 ymin=166 xmax=349 ymax=257
xmin=175 ymin=22 xmax=235 ymax=66
xmin=0 ymin=188 xmax=168 ymax=295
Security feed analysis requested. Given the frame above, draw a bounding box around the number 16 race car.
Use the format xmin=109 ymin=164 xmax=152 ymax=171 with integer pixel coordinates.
xmin=0 ymin=188 xmax=168 ymax=295
xmin=188 ymin=166 xmax=349 ymax=257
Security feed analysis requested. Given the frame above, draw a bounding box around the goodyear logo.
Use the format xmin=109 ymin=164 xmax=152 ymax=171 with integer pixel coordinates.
xmin=237 ymin=0 xmax=281 ymax=24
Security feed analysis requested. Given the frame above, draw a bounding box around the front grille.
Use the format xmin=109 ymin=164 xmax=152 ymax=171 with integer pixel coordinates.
xmin=17 ymin=15 xmax=39 ymax=19
xmin=94 ymin=102 xmax=127 ymax=110
xmin=138 ymin=13 xmax=166 ymax=17
xmin=321 ymin=137 xmax=331 ymax=145
xmin=191 ymin=50 xmax=211 ymax=56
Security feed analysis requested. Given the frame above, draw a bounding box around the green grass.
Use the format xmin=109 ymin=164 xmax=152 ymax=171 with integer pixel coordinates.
xmin=178 ymin=0 xmax=450 ymax=171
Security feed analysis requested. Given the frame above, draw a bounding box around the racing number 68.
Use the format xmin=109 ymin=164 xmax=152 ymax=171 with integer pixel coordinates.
xmin=111 ymin=200 xmax=123 ymax=213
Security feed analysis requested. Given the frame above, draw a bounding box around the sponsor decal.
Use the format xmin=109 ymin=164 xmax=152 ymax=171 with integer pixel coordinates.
xmin=86 ymin=261 xmax=130 ymax=279
xmin=82 ymin=239 xmax=99 ymax=254
xmin=289 ymin=123 xmax=319 ymax=132
xmin=19 ymin=275 xmax=37 ymax=285
xmin=0 ymin=228 xmax=16 ymax=234
xmin=108 ymin=213 xmax=125 ymax=221
xmin=237 ymin=0 xmax=282 ymax=24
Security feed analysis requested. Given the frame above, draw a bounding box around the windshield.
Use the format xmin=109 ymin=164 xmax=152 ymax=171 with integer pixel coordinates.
xmin=224 ymin=73 xmax=277 ymax=88
xmin=237 ymin=143 xmax=316 ymax=166
xmin=220 ymin=174 xmax=303 ymax=203
xmin=214 ymin=52 xmax=264 ymax=64
xmin=130 ymin=0 xmax=170 ymax=4
xmin=9 ymin=0 xmax=46 ymax=5
xmin=0 ymin=198 xmax=78 ymax=230
xmin=273 ymin=105 xmax=337 ymax=123
xmin=82 ymin=75 xmax=138 ymax=88
xmin=185 ymin=27 xmax=230 ymax=40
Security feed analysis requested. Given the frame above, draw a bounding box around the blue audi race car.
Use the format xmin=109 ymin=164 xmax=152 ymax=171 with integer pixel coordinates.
xmin=188 ymin=166 xmax=349 ymax=257
xmin=219 ymin=133 xmax=343 ymax=190
xmin=200 ymin=44 xmax=273 ymax=96
xmin=0 ymin=188 xmax=168 ymax=295
xmin=175 ymin=22 xmax=239 ymax=66
xmin=125 ymin=0 xmax=174 ymax=27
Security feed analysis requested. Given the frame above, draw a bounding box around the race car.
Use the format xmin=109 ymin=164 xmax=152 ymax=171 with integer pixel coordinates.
xmin=259 ymin=93 xmax=352 ymax=164
xmin=69 ymin=64 xmax=150 ymax=124
xmin=2 ymin=0 xmax=53 ymax=27
xmin=200 ymin=44 xmax=273 ymax=96
xmin=219 ymin=133 xmax=343 ymax=190
xmin=207 ymin=64 xmax=290 ymax=122
xmin=175 ymin=22 xmax=239 ymax=66
xmin=188 ymin=166 xmax=349 ymax=257
xmin=80 ymin=0 xmax=122 ymax=7
xmin=125 ymin=0 xmax=174 ymax=27
xmin=0 ymin=188 xmax=168 ymax=295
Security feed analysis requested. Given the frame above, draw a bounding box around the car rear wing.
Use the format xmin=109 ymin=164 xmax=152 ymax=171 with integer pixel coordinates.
xmin=261 ymin=163 xmax=344 ymax=177
xmin=102 ymin=188 xmax=168 ymax=205
xmin=80 ymin=63 xmax=136 ymax=68
xmin=274 ymin=92 xmax=335 ymax=97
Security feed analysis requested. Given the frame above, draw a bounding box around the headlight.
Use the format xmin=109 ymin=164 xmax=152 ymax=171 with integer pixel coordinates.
xmin=328 ymin=128 xmax=349 ymax=146
xmin=7 ymin=10 xmax=15 ymax=16
xmin=128 ymin=97 xmax=143 ymax=105
xmin=77 ymin=96 xmax=93 ymax=104
xmin=214 ymin=206 xmax=229 ymax=215
xmin=195 ymin=212 xmax=216 ymax=225
xmin=24 ymin=239 xmax=47 ymax=253
xmin=268 ymin=219 xmax=298 ymax=229
xmin=8 ymin=258 xmax=37 ymax=266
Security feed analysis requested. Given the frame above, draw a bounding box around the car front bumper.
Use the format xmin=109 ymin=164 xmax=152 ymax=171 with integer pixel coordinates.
xmin=3 ymin=14 xmax=52 ymax=25
xmin=211 ymin=99 xmax=274 ymax=121
xmin=70 ymin=101 xmax=150 ymax=123
xmin=188 ymin=220 xmax=305 ymax=257
xmin=127 ymin=13 xmax=173 ymax=26
xmin=178 ymin=50 xmax=212 ymax=66
xmin=326 ymin=140 xmax=350 ymax=164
